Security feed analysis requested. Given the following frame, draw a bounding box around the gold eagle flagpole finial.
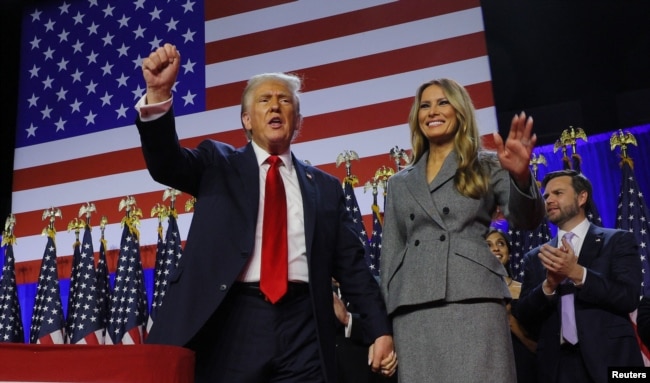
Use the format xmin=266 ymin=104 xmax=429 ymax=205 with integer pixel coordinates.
xmin=529 ymin=153 xmax=547 ymax=188
xmin=389 ymin=146 xmax=410 ymax=172
xmin=2 ymin=214 xmax=17 ymax=246
xmin=336 ymin=150 xmax=360 ymax=187
xmin=554 ymin=126 xmax=588 ymax=171
xmin=78 ymin=202 xmax=96 ymax=229
xmin=119 ymin=195 xmax=142 ymax=240
xmin=162 ymin=188 xmax=181 ymax=218
xmin=42 ymin=206 xmax=62 ymax=241
xmin=610 ymin=129 xmax=638 ymax=168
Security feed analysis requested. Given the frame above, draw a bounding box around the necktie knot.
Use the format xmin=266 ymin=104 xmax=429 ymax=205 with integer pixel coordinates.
xmin=563 ymin=231 xmax=575 ymax=244
xmin=267 ymin=155 xmax=281 ymax=168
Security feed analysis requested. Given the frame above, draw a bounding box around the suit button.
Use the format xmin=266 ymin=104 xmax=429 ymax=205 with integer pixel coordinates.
xmin=442 ymin=207 xmax=450 ymax=214
xmin=414 ymin=240 xmax=420 ymax=246
xmin=219 ymin=284 xmax=227 ymax=291
xmin=410 ymin=213 xmax=415 ymax=220
xmin=439 ymin=235 xmax=446 ymax=241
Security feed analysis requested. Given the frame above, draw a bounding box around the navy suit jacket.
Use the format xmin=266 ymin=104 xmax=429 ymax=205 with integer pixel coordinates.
xmin=514 ymin=223 xmax=643 ymax=383
xmin=137 ymin=110 xmax=391 ymax=382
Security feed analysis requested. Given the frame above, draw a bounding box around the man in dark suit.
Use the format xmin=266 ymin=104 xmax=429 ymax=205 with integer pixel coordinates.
xmin=514 ymin=170 xmax=643 ymax=383
xmin=137 ymin=43 xmax=396 ymax=382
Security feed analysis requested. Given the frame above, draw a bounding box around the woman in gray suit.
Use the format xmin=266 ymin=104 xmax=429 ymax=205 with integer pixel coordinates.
xmin=380 ymin=78 xmax=545 ymax=382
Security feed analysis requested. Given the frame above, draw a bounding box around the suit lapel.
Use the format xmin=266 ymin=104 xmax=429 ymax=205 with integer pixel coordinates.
xmin=404 ymin=151 xmax=455 ymax=229
xmin=294 ymin=156 xmax=317 ymax=257
xmin=577 ymin=224 xmax=604 ymax=267
xmin=230 ymin=143 xmax=261 ymax=222
xmin=429 ymin=151 xmax=457 ymax=192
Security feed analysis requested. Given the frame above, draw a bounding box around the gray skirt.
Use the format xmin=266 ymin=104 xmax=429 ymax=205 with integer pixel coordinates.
xmin=392 ymin=299 xmax=516 ymax=383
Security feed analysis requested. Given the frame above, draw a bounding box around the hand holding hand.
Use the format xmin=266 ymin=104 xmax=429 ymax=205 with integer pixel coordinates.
xmin=368 ymin=335 xmax=397 ymax=377
xmin=142 ymin=43 xmax=181 ymax=104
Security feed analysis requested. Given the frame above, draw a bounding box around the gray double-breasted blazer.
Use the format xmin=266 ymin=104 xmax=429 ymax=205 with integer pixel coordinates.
xmin=380 ymin=150 xmax=545 ymax=314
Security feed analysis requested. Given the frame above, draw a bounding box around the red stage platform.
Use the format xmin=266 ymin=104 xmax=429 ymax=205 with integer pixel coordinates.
xmin=0 ymin=343 xmax=195 ymax=382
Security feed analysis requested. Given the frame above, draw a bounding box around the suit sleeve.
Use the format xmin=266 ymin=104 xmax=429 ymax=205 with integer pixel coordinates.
xmin=578 ymin=231 xmax=642 ymax=314
xmin=136 ymin=108 xmax=228 ymax=196
xmin=497 ymin=168 xmax=545 ymax=230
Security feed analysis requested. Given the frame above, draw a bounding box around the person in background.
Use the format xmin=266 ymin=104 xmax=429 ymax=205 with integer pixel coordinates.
xmin=514 ymin=170 xmax=643 ymax=383
xmin=486 ymin=228 xmax=538 ymax=383
xmin=380 ymin=78 xmax=545 ymax=382
xmin=137 ymin=43 xmax=396 ymax=382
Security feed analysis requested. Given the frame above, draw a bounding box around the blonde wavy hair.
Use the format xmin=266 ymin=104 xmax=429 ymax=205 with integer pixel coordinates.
xmin=408 ymin=78 xmax=491 ymax=199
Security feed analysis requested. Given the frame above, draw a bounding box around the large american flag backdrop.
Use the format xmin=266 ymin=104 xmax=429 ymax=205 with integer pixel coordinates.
xmin=10 ymin=0 xmax=496 ymax=330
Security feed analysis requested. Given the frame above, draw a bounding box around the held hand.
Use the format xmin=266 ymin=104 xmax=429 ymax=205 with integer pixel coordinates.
xmin=142 ymin=43 xmax=181 ymax=104
xmin=493 ymin=111 xmax=536 ymax=189
xmin=368 ymin=335 xmax=397 ymax=377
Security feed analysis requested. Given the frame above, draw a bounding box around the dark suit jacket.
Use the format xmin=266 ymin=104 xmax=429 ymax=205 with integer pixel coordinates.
xmin=137 ymin=110 xmax=391 ymax=382
xmin=514 ymin=224 xmax=643 ymax=383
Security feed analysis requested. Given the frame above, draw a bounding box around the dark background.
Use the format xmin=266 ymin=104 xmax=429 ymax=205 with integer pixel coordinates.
xmin=2 ymin=0 xmax=650 ymax=224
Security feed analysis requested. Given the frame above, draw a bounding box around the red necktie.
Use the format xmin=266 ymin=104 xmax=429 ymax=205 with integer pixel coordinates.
xmin=260 ymin=155 xmax=288 ymax=303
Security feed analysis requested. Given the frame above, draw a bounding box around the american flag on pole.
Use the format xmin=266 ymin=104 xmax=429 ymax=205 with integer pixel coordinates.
xmin=344 ymin=179 xmax=371 ymax=266
xmin=0 ymin=228 xmax=25 ymax=343
xmin=339 ymin=150 xmax=370 ymax=259
xmin=368 ymin=203 xmax=383 ymax=279
xmin=64 ymin=224 xmax=81 ymax=339
xmin=106 ymin=199 xmax=148 ymax=345
xmin=615 ymin=159 xmax=650 ymax=294
xmin=12 ymin=0 xmax=496 ymax=325
xmin=29 ymin=228 xmax=66 ymax=344
xmin=614 ymin=155 xmax=650 ymax=364
xmin=67 ymin=226 xmax=104 ymax=344
xmin=147 ymin=206 xmax=182 ymax=333
xmin=95 ymin=222 xmax=111 ymax=341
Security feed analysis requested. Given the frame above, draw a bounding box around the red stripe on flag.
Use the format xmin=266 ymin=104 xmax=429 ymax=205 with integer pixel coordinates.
xmin=12 ymin=131 xmax=247 ymax=192
xmin=124 ymin=326 xmax=144 ymax=345
xmin=205 ymin=0 xmax=480 ymax=63
xmin=206 ymin=32 xmax=488 ymax=111
xmin=81 ymin=332 xmax=101 ymax=345
xmin=204 ymin=0 xmax=296 ymax=20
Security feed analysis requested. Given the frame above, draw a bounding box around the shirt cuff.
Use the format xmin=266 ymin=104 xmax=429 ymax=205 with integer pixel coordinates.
xmin=135 ymin=95 xmax=172 ymax=121
xmin=575 ymin=266 xmax=587 ymax=286
xmin=542 ymin=280 xmax=556 ymax=297
xmin=344 ymin=313 xmax=353 ymax=338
